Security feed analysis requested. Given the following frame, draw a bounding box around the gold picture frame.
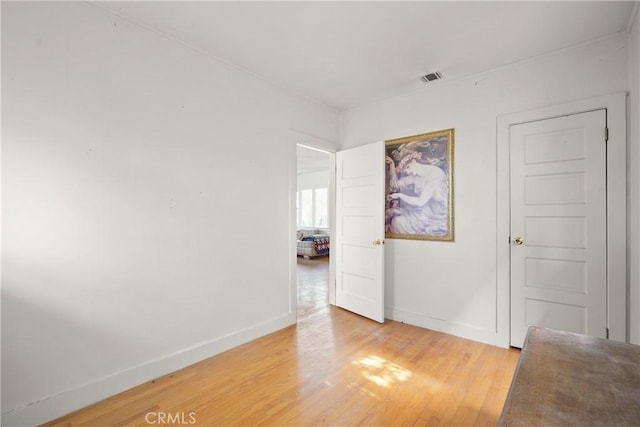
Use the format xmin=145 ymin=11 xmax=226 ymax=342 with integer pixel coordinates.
xmin=385 ymin=128 xmax=454 ymax=241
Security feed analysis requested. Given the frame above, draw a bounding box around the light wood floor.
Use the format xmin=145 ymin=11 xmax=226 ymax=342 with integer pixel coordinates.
xmin=45 ymin=257 xmax=520 ymax=426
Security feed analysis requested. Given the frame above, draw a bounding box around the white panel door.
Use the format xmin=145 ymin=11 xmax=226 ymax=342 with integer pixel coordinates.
xmin=510 ymin=109 xmax=607 ymax=347
xmin=336 ymin=142 xmax=385 ymax=323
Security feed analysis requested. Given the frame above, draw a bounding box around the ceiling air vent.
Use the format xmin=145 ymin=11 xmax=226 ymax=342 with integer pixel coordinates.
xmin=421 ymin=72 xmax=443 ymax=83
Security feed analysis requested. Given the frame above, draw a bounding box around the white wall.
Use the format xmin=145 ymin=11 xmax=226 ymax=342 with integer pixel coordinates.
xmin=341 ymin=34 xmax=629 ymax=347
xmin=629 ymin=4 xmax=640 ymax=345
xmin=1 ymin=2 xmax=338 ymax=425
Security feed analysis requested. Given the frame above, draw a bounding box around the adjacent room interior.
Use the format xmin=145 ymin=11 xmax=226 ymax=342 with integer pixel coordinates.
xmin=2 ymin=1 xmax=640 ymax=425
xmin=296 ymin=144 xmax=331 ymax=321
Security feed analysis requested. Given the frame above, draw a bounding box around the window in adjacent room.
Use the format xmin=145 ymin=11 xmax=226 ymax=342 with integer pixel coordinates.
xmin=297 ymin=188 xmax=328 ymax=228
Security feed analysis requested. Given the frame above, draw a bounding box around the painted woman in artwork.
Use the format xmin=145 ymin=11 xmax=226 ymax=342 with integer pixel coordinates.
xmin=385 ymin=136 xmax=449 ymax=237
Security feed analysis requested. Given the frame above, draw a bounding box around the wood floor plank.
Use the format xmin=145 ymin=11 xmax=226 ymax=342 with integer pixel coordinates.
xmin=44 ymin=258 xmax=519 ymax=426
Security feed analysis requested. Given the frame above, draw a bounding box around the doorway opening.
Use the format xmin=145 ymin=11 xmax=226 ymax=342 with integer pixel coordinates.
xmin=296 ymin=144 xmax=332 ymax=322
xmin=293 ymin=139 xmax=384 ymax=324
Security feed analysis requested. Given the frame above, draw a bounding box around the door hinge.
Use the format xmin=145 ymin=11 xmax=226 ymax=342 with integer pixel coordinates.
xmin=605 ymin=127 xmax=609 ymax=142
xmin=606 ymin=328 xmax=610 ymax=339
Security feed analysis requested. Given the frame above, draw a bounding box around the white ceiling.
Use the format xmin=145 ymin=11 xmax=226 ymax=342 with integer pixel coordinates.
xmin=98 ymin=1 xmax=635 ymax=112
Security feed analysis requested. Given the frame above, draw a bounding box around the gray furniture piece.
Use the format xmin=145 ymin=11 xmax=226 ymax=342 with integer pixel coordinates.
xmin=500 ymin=326 xmax=640 ymax=426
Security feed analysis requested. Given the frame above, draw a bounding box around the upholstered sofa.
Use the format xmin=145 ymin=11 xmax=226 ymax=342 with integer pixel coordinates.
xmin=296 ymin=229 xmax=330 ymax=258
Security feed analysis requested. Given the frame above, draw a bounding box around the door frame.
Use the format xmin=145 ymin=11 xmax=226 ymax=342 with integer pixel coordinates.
xmin=496 ymin=93 xmax=627 ymax=347
xmin=289 ymin=130 xmax=338 ymax=321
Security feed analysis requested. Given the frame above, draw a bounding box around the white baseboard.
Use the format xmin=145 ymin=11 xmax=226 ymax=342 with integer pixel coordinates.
xmin=2 ymin=313 xmax=296 ymax=427
xmin=385 ymin=307 xmax=507 ymax=348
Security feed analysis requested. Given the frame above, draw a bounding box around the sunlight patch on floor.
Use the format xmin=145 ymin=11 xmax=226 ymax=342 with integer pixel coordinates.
xmin=352 ymin=355 xmax=411 ymax=388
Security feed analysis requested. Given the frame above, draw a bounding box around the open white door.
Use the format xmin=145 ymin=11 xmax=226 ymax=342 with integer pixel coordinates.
xmin=335 ymin=141 xmax=385 ymax=323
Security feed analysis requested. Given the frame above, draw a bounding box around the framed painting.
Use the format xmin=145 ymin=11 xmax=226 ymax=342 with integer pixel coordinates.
xmin=385 ymin=128 xmax=454 ymax=241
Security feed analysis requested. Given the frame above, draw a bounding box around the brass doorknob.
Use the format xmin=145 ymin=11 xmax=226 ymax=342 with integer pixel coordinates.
xmin=373 ymin=239 xmax=384 ymax=246
xmin=513 ymin=236 xmax=524 ymax=246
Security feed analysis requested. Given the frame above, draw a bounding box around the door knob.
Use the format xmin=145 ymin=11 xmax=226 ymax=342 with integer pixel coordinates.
xmin=513 ymin=236 xmax=524 ymax=246
xmin=373 ymin=239 xmax=384 ymax=246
